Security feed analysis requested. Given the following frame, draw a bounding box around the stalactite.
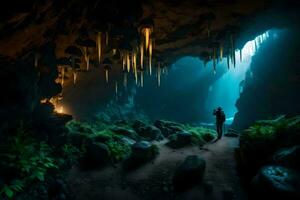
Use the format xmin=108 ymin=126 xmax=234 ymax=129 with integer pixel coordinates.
xmin=105 ymin=69 xmax=109 ymax=83
xmin=157 ymin=63 xmax=161 ymax=87
xmin=115 ymin=81 xmax=118 ymax=94
xmin=122 ymin=53 xmax=126 ymax=71
xmin=142 ymin=28 xmax=152 ymax=50
xmin=34 ymin=53 xmax=39 ymax=67
xmin=207 ymin=23 xmax=210 ymax=38
xmin=105 ymin=31 xmax=109 ymax=45
xmin=140 ymin=70 xmax=144 ymax=87
xmin=230 ymin=35 xmax=236 ymax=68
xmin=97 ymin=32 xmax=102 ymax=64
xmin=86 ymin=54 xmax=90 ymax=71
xmin=61 ymin=67 xmax=65 ymax=86
xmin=233 ymin=50 xmax=236 ymax=68
xmin=140 ymin=42 xmax=144 ymax=69
xmin=133 ymin=52 xmax=138 ymax=84
xmin=73 ymin=71 xmax=77 ymax=85
xmin=112 ymin=48 xmax=117 ymax=55
xmin=213 ymin=48 xmax=216 ymax=73
xmin=220 ymin=45 xmax=223 ymax=60
xmin=126 ymin=52 xmax=130 ymax=72
xmin=149 ymin=39 xmax=153 ymax=75
xmin=227 ymin=54 xmax=230 ymax=69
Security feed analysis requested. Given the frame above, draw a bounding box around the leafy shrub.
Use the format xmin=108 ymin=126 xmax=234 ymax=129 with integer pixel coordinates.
xmin=0 ymin=125 xmax=58 ymax=199
xmin=61 ymin=144 xmax=84 ymax=167
xmin=105 ymin=140 xmax=131 ymax=162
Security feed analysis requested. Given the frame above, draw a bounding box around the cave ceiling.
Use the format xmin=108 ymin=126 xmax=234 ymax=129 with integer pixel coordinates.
xmin=0 ymin=0 xmax=299 ymax=64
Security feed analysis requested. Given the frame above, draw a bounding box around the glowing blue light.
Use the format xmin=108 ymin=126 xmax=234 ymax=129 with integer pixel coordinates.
xmin=204 ymin=30 xmax=271 ymax=124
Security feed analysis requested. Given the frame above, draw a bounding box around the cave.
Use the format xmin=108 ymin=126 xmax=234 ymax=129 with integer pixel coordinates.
xmin=1 ymin=1 xmax=300 ymax=200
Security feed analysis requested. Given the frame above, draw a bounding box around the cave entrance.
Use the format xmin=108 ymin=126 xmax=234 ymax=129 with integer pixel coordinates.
xmin=204 ymin=31 xmax=272 ymax=125
xmin=146 ymin=30 xmax=273 ymax=125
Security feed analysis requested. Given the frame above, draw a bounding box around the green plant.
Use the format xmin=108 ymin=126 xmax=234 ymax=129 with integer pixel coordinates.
xmin=62 ymin=144 xmax=83 ymax=166
xmin=182 ymin=125 xmax=216 ymax=144
xmin=105 ymin=140 xmax=131 ymax=162
xmin=0 ymin=180 xmax=24 ymax=199
xmin=0 ymin=125 xmax=58 ymax=199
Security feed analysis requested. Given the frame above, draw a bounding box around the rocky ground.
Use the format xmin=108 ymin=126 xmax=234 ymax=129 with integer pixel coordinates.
xmin=68 ymin=135 xmax=245 ymax=200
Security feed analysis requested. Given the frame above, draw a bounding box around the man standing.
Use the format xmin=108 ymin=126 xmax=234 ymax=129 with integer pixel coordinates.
xmin=213 ymin=107 xmax=226 ymax=139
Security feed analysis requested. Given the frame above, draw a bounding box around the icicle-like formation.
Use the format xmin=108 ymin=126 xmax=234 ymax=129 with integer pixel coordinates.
xmin=140 ymin=43 xmax=144 ymax=69
xmin=34 ymin=53 xmax=39 ymax=67
xmin=230 ymin=35 xmax=236 ymax=68
xmin=73 ymin=71 xmax=77 ymax=85
xmin=227 ymin=55 xmax=230 ymax=69
xmin=105 ymin=69 xmax=109 ymax=83
xmin=149 ymin=39 xmax=153 ymax=75
xmin=115 ymin=81 xmax=118 ymax=94
xmin=213 ymin=48 xmax=216 ymax=73
xmin=142 ymin=28 xmax=151 ymax=50
xmin=133 ymin=52 xmax=138 ymax=84
xmin=207 ymin=24 xmax=210 ymax=37
xmin=105 ymin=31 xmax=109 ymax=45
xmin=126 ymin=52 xmax=130 ymax=72
xmin=157 ymin=63 xmax=161 ymax=87
xmin=122 ymin=53 xmax=126 ymax=71
xmin=61 ymin=67 xmax=65 ymax=86
xmin=140 ymin=71 xmax=144 ymax=87
xmin=97 ymin=32 xmax=102 ymax=64
xmin=86 ymin=55 xmax=90 ymax=71
xmin=220 ymin=45 xmax=223 ymax=60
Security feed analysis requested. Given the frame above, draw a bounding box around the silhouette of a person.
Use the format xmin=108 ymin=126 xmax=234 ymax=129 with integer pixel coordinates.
xmin=213 ymin=107 xmax=226 ymax=139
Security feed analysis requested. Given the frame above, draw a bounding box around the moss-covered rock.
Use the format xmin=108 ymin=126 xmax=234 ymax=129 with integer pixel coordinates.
xmin=135 ymin=125 xmax=164 ymax=141
xmin=236 ymin=115 xmax=300 ymax=181
xmin=173 ymin=155 xmax=206 ymax=192
xmin=154 ymin=120 xmax=183 ymax=137
xmin=80 ymin=141 xmax=110 ymax=169
xmin=273 ymin=145 xmax=300 ymax=170
xmin=251 ymin=165 xmax=300 ymax=199
xmin=123 ymin=141 xmax=159 ymax=170
xmin=167 ymin=131 xmax=193 ymax=148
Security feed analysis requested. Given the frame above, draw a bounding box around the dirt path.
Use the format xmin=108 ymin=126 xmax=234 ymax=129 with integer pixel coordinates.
xmin=68 ymin=136 xmax=247 ymax=200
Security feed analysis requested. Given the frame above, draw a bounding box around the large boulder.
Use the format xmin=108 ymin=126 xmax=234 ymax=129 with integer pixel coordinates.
xmin=154 ymin=120 xmax=183 ymax=137
xmin=136 ymin=125 xmax=164 ymax=141
xmin=273 ymin=145 xmax=300 ymax=170
xmin=167 ymin=131 xmax=192 ymax=148
xmin=132 ymin=120 xmax=147 ymax=131
xmin=123 ymin=141 xmax=159 ymax=170
xmin=251 ymin=165 xmax=300 ymax=199
xmin=80 ymin=141 xmax=110 ymax=169
xmin=110 ymin=126 xmax=139 ymax=140
xmin=173 ymin=155 xmax=206 ymax=191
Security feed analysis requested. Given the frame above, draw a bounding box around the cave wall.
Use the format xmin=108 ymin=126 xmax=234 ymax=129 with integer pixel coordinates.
xmin=231 ymin=28 xmax=300 ymax=130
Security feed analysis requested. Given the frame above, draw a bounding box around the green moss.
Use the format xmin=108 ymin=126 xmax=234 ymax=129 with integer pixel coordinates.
xmin=181 ymin=125 xmax=216 ymax=144
xmin=105 ymin=140 xmax=131 ymax=162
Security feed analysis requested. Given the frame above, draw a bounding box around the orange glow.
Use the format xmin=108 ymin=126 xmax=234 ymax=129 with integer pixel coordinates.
xmin=56 ymin=106 xmax=64 ymax=114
